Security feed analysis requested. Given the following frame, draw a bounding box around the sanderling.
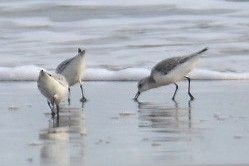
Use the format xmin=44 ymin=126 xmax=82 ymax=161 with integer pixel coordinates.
xmin=56 ymin=48 xmax=87 ymax=104
xmin=37 ymin=70 xmax=68 ymax=116
xmin=134 ymin=47 xmax=208 ymax=101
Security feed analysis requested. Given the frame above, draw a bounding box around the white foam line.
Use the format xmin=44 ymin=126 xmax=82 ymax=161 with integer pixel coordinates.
xmin=1 ymin=66 xmax=249 ymax=81
xmin=190 ymin=69 xmax=249 ymax=80
xmin=0 ymin=65 xmax=43 ymax=81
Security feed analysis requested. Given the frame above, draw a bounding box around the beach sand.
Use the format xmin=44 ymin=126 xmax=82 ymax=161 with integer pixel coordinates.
xmin=0 ymin=80 xmax=249 ymax=166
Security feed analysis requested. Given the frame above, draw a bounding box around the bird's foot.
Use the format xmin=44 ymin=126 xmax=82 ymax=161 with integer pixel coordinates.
xmin=51 ymin=111 xmax=56 ymax=118
xmin=68 ymin=98 xmax=71 ymax=106
xmin=133 ymin=98 xmax=138 ymax=102
xmin=189 ymin=94 xmax=194 ymax=101
xmin=171 ymin=97 xmax=176 ymax=101
xmin=80 ymin=96 xmax=87 ymax=103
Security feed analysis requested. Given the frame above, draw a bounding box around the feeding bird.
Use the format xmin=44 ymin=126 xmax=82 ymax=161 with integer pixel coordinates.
xmin=37 ymin=70 xmax=68 ymax=116
xmin=56 ymin=48 xmax=87 ymax=104
xmin=134 ymin=47 xmax=208 ymax=101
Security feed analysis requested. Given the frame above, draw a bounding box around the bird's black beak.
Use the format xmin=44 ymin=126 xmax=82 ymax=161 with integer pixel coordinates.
xmin=133 ymin=91 xmax=141 ymax=101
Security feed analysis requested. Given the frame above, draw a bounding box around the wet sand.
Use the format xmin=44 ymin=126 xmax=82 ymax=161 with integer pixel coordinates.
xmin=1 ymin=80 xmax=249 ymax=166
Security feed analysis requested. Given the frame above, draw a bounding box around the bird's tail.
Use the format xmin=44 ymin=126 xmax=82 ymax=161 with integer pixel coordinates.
xmin=189 ymin=47 xmax=208 ymax=58
xmin=78 ymin=48 xmax=86 ymax=57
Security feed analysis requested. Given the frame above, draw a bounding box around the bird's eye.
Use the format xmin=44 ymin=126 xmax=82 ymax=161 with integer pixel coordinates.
xmin=138 ymin=84 xmax=142 ymax=88
xmin=48 ymin=74 xmax=52 ymax=76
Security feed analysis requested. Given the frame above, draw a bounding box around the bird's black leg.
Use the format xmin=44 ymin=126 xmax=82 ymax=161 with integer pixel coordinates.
xmin=185 ymin=76 xmax=194 ymax=100
xmin=47 ymin=100 xmax=53 ymax=109
xmin=50 ymin=98 xmax=56 ymax=118
xmin=53 ymin=106 xmax=60 ymax=127
xmin=68 ymin=87 xmax=71 ymax=105
xmin=79 ymin=82 xmax=87 ymax=103
xmin=56 ymin=104 xmax=60 ymax=116
xmin=172 ymin=83 xmax=178 ymax=101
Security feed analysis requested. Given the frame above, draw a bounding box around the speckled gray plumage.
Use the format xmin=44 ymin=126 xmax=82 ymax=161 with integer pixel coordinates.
xmin=152 ymin=47 xmax=208 ymax=75
xmin=56 ymin=49 xmax=85 ymax=74
xmin=55 ymin=57 xmax=74 ymax=73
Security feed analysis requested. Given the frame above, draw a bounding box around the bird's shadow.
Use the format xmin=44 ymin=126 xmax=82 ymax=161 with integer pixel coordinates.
xmin=39 ymin=107 xmax=86 ymax=164
xmin=40 ymin=107 xmax=87 ymax=139
xmin=135 ymin=99 xmax=193 ymax=131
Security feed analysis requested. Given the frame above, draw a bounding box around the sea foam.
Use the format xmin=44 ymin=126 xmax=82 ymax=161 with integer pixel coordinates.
xmin=1 ymin=65 xmax=249 ymax=81
xmin=0 ymin=65 xmax=43 ymax=81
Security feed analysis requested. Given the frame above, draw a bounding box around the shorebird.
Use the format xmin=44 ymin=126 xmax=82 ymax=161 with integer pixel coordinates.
xmin=37 ymin=70 xmax=68 ymax=116
xmin=56 ymin=48 xmax=87 ymax=104
xmin=134 ymin=47 xmax=208 ymax=101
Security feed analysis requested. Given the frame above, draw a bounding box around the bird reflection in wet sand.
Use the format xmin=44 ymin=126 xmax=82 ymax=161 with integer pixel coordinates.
xmin=135 ymin=100 xmax=198 ymax=161
xmin=39 ymin=107 xmax=86 ymax=165
xmin=137 ymin=100 xmax=192 ymax=133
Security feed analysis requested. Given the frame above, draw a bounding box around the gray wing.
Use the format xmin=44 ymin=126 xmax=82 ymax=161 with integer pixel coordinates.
xmin=151 ymin=47 xmax=208 ymax=76
xmin=151 ymin=56 xmax=189 ymax=76
xmin=55 ymin=57 xmax=74 ymax=74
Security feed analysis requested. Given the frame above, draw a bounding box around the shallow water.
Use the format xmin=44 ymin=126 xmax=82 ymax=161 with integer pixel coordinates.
xmin=0 ymin=0 xmax=249 ymax=80
xmin=1 ymin=81 xmax=249 ymax=165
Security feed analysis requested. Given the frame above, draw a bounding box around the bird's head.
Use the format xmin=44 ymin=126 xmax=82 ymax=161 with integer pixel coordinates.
xmin=134 ymin=77 xmax=154 ymax=100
